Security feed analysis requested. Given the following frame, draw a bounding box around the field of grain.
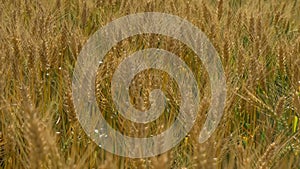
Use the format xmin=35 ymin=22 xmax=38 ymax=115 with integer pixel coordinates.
xmin=0 ymin=0 xmax=300 ymax=168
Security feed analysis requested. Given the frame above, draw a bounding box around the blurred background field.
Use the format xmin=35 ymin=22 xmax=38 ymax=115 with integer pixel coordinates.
xmin=0 ymin=0 xmax=300 ymax=168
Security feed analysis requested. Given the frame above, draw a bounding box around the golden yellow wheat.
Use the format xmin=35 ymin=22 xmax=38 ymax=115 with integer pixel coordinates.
xmin=0 ymin=0 xmax=300 ymax=168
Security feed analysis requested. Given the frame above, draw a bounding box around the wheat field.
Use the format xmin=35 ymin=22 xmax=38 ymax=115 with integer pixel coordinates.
xmin=0 ymin=0 xmax=300 ymax=168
